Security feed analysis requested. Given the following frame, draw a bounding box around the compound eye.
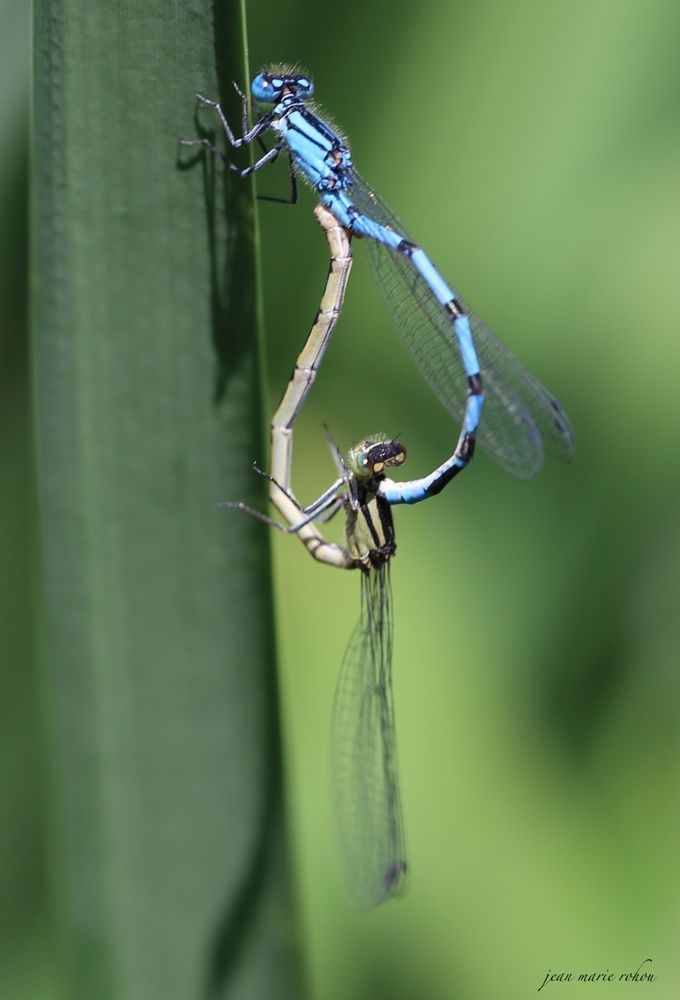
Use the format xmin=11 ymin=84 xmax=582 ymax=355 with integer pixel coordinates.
xmin=357 ymin=451 xmax=369 ymax=468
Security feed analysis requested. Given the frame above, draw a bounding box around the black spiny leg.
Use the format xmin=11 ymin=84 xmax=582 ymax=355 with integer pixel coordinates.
xmin=257 ymin=153 xmax=298 ymax=205
xmin=232 ymin=80 xmax=250 ymax=136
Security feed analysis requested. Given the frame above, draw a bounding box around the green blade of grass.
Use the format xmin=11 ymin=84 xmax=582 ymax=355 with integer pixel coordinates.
xmin=32 ymin=2 xmax=303 ymax=997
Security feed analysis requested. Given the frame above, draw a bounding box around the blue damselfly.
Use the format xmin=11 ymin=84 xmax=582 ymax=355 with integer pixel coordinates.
xmin=182 ymin=65 xmax=574 ymax=481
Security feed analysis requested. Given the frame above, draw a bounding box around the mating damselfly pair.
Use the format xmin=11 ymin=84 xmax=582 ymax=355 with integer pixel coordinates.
xmin=181 ymin=65 xmax=574 ymax=908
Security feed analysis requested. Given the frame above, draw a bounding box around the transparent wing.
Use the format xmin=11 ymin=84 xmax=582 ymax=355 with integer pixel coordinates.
xmin=330 ymin=564 xmax=407 ymax=908
xmin=347 ymin=172 xmax=575 ymax=478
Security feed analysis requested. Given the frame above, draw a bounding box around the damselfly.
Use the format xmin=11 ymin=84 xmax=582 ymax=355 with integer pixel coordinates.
xmin=224 ymin=207 xmax=475 ymax=906
xmin=181 ymin=64 xmax=575 ymax=479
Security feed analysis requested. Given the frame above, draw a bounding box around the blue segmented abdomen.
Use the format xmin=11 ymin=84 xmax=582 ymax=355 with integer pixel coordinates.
xmin=273 ymin=96 xmax=568 ymax=474
xmin=410 ymin=247 xmax=453 ymax=305
xmin=322 ymin=191 xmax=481 ymax=381
xmin=324 ymin=191 xmax=456 ymax=304
xmin=451 ymin=314 xmax=481 ymax=381
xmin=325 ymin=190 xmax=402 ymax=243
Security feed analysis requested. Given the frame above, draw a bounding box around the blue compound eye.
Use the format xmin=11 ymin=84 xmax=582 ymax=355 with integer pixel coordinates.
xmin=251 ymin=73 xmax=280 ymax=103
xmin=251 ymin=71 xmax=314 ymax=103
xmin=295 ymin=76 xmax=314 ymax=98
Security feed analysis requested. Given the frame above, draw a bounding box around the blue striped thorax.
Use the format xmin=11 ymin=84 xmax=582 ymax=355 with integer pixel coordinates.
xmin=252 ymin=66 xmax=353 ymax=193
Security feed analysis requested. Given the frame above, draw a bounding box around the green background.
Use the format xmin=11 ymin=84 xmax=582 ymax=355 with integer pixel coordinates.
xmin=3 ymin=0 xmax=680 ymax=997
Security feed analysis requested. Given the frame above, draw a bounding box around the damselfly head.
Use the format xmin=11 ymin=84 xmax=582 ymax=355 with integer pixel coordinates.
xmin=252 ymin=66 xmax=314 ymax=103
xmin=348 ymin=435 xmax=407 ymax=478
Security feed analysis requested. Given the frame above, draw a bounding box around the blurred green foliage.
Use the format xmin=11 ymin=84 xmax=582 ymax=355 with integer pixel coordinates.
xmin=3 ymin=0 xmax=680 ymax=997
